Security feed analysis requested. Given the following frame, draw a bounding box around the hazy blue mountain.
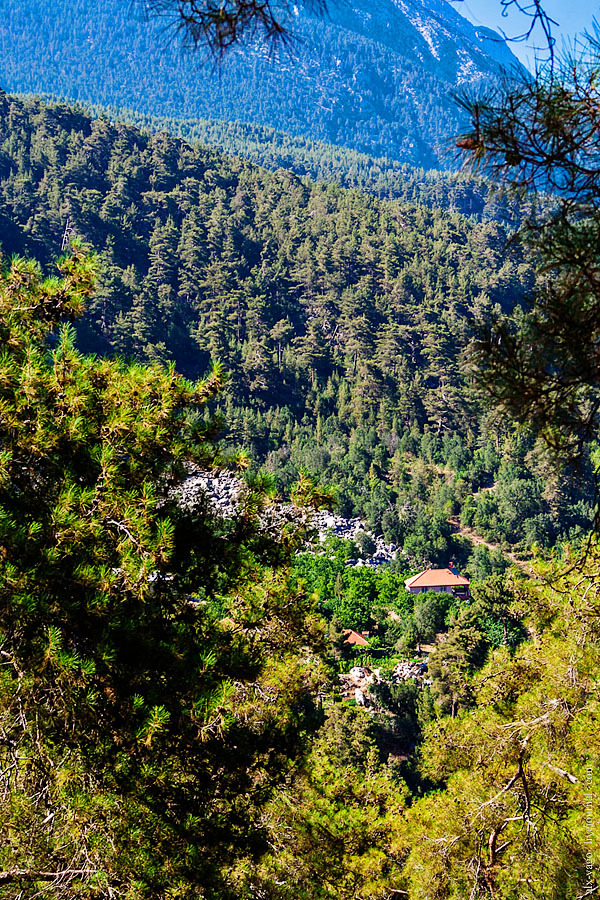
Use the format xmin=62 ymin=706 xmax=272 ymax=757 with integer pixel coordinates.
xmin=0 ymin=0 xmax=522 ymax=167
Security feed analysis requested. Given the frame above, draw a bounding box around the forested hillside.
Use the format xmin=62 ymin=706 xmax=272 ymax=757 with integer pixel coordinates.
xmin=0 ymin=0 xmax=520 ymax=167
xmin=0 ymin=244 xmax=333 ymax=898
xmin=0 ymin=15 xmax=598 ymax=895
xmin=1 ymin=234 xmax=598 ymax=900
xmin=94 ymin=107 xmax=521 ymax=222
xmin=0 ymin=92 xmax=592 ymax=567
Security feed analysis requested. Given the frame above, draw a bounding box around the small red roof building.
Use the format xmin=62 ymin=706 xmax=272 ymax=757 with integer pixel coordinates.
xmin=404 ymin=563 xmax=469 ymax=597
xmin=342 ymin=629 xmax=369 ymax=647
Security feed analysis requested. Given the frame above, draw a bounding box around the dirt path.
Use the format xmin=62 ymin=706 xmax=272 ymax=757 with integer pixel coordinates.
xmin=448 ymin=516 xmax=533 ymax=574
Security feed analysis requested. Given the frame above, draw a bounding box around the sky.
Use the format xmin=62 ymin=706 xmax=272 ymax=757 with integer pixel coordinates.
xmin=453 ymin=0 xmax=598 ymax=68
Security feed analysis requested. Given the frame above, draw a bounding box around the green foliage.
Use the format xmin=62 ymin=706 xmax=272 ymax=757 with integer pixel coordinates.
xmin=369 ymin=677 xmax=423 ymax=750
xmin=290 ymin=470 xmax=335 ymax=511
xmin=235 ymin=554 xmax=599 ymax=899
xmin=237 ymin=705 xmax=409 ymax=899
xmin=86 ymin=107 xmax=521 ymax=219
xmin=0 ymin=24 xmax=597 ymax=898
xmin=0 ymin=91 xmax=591 ymax=564
xmin=0 ymin=246 xmax=328 ymax=898
xmin=355 ymin=529 xmax=376 ymax=557
xmin=465 ymin=542 xmax=509 ymax=580
xmin=428 ymin=574 xmax=525 ymax=717
xmin=413 ymin=590 xmax=449 ymax=643
xmin=293 ymin=541 xmax=411 ymax=631
xmin=403 ymin=551 xmax=600 ymax=899
xmin=461 ymin=36 xmax=600 ymax=495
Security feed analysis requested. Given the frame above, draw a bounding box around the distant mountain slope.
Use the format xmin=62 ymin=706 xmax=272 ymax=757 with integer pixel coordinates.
xmin=0 ymin=0 xmax=522 ymax=167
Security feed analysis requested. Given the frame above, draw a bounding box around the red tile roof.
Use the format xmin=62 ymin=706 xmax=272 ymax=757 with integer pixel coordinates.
xmin=404 ymin=567 xmax=469 ymax=589
xmin=342 ymin=629 xmax=369 ymax=646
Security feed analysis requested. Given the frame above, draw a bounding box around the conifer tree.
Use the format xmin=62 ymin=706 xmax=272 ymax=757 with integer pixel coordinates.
xmin=0 ymin=243 xmax=327 ymax=898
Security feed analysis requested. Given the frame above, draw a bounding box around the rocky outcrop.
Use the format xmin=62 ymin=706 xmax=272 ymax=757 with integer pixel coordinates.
xmin=173 ymin=469 xmax=243 ymax=518
xmin=170 ymin=468 xmax=401 ymax=566
xmin=338 ymin=659 xmax=429 ymax=706
xmin=339 ymin=666 xmax=377 ymax=703
xmin=307 ymin=511 xmax=402 ymax=567
xmin=390 ymin=660 xmax=428 ymax=682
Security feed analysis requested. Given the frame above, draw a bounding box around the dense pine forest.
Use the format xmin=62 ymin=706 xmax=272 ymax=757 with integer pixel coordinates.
xmin=0 ymin=226 xmax=598 ymax=900
xmin=83 ymin=107 xmax=521 ymax=218
xmin=0 ymin=50 xmax=598 ymax=896
xmin=0 ymin=92 xmax=593 ymax=573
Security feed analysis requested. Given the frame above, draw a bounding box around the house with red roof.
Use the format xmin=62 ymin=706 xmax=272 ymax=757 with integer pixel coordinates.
xmin=342 ymin=629 xmax=369 ymax=647
xmin=404 ymin=563 xmax=469 ymax=599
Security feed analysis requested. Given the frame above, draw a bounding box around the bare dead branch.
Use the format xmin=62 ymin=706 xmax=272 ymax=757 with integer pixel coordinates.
xmin=0 ymin=868 xmax=96 ymax=885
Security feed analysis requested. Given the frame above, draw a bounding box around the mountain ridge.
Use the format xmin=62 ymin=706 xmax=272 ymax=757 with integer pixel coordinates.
xmin=0 ymin=0 xmax=522 ymax=167
xmin=296 ymin=0 xmax=519 ymax=77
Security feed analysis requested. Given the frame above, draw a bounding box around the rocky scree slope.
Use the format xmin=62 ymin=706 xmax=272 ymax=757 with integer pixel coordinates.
xmin=175 ymin=469 xmax=400 ymax=566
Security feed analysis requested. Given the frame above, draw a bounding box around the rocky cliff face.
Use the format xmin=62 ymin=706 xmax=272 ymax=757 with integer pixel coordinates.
xmin=299 ymin=0 xmax=520 ymax=82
